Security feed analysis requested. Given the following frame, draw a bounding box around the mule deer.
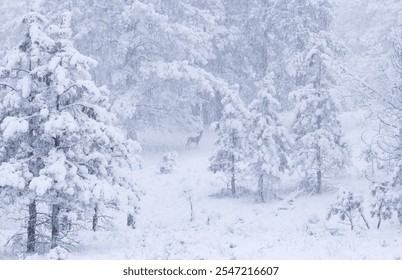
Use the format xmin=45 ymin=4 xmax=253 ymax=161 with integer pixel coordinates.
xmin=185 ymin=130 xmax=203 ymax=149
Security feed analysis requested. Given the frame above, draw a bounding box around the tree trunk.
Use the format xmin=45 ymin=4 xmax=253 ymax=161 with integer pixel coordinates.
xmin=360 ymin=212 xmax=370 ymax=229
xmin=349 ymin=216 xmax=354 ymax=231
xmin=316 ymin=170 xmax=322 ymax=194
xmin=316 ymin=146 xmax=322 ymax=194
xmin=230 ymin=154 xmax=236 ymax=195
xmin=188 ymin=195 xmax=194 ymax=222
xmin=51 ymin=204 xmax=60 ymax=249
xmin=127 ymin=213 xmax=135 ymax=228
xmin=258 ymin=174 xmax=265 ymax=203
xmin=315 ymin=51 xmax=323 ymax=195
xmin=377 ymin=204 xmax=383 ymax=229
xmin=27 ymin=200 xmax=37 ymax=253
xmin=230 ymin=173 xmax=236 ymax=195
xmin=92 ymin=204 xmax=99 ymax=232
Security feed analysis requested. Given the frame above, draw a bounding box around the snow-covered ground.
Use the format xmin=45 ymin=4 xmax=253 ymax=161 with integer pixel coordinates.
xmin=1 ymin=115 xmax=401 ymax=260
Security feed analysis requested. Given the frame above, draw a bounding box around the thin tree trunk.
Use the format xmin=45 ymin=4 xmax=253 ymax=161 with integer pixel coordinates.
xmin=258 ymin=174 xmax=265 ymax=203
xmin=51 ymin=204 xmax=60 ymax=249
xmin=92 ymin=204 xmax=99 ymax=232
xmin=377 ymin=204 xmax=383 ymax=229
xmin=230 ymin=154 xmax=236 ymax=195
xmin=349 ymin=216 xmax=354 ymax=231
xmin=315 ymin=50 xmax=323 ymax=195
xmin=230 ymin=173 xmax=236 ymax=195
xmin=360 ymin=212 xmax=370 ymax=229
xmin=316 ymin=146 xmax=322 ymax=194
xmin=27 ymin=200 xmax=37 ymax=253
xmin=188 ymin=195 xmax=194 ymax=222
xmin=51 ymin=130 xmax=61 ymax=248
xmin=316 ymin=170 xmax=322 ymax=194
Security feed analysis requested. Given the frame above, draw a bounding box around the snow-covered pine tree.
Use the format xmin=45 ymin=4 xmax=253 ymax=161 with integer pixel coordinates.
xmin=209 ymin=87 xmax=249 ymax=196
xmin=112 ymin=0 xmax=230 ymax=134
xmin=287 ymin=1 xmax=349 ymax=194
xmin=209 ymin=0 xmax=263 ymax=105
xmin=0 ymin=12 xmax=56 ymax=253
xmin=248 ymin=72 xmax=290 ymax=202
xmin=291 ymin=61 xmax=349 ymax=193
xmin=27 ymin=0 xmax=234 ymax=135
xmin=0 ymin=12 xmax=141 ymax=252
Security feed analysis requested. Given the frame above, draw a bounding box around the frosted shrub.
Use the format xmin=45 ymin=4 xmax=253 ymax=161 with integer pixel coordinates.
xmin=327 ymin=190 xmax=370 ymax=230
xmin=370 ymin=184 xmax=395 ymax=229
xmin=159 ymin=152 xmax=178 ymax=174
xmin=46 ymin=246 xmax=69 ymax=260
xmin=370 ymin=182 xmax=402 ymax=228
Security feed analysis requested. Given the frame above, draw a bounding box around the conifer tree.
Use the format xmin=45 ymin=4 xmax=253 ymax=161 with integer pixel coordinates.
xmin=209 ymin=87 xmax=249 ymax=195
xmin=0 ymin=12 xmax=141 ymax=251
xmin=286 ymin=1 xmax=349 ymax=194
xmin=0 ymin=12 xmax=56 ymax=253
xmin=248 ymin=72 xmax=290 ymax=202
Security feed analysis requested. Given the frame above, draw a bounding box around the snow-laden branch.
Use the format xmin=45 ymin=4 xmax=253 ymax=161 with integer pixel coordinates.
xmin=0 ymin=83 xmax=18 ymax=92
xmin=59 ymin=101 xmax=96 ymax=111
xmin=12 ymin=68 xmax=30 ymax=74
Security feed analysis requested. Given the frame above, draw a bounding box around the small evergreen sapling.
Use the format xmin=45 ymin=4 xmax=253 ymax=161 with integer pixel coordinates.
xmin=327 ymin=190 xmax=370 ymax=230
xmin=370 ymin=183 xmax=394 ymax=229
xmin=159 ymin=152 xmax=178 ymax=174
xmin=370 ymin=162 xmax=402 ymax=228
